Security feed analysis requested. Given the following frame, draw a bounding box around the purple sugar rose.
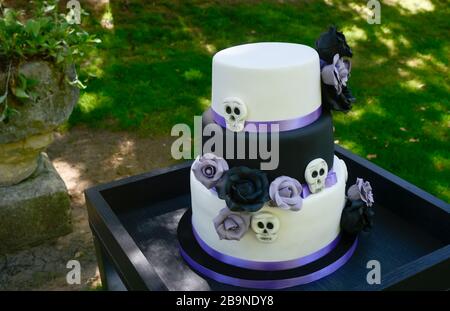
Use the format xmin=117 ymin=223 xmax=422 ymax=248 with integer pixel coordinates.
xmin=321 ymin=53 xmax=351 ymax=95
xmin=213 ymin=208 xmax=251 ymax=241
xmin=192 ymin=153 xmax=229 ymax=189
xmin=347 ymin=178 xmax=374 ymax=207
xmin=269 ymin=176 xmax=303 ymax=211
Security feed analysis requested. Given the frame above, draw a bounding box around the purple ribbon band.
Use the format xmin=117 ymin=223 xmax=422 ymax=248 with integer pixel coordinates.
xmin=179 ymin=237 xmax=358 ymax=289
xmin=193 ymin=224 xmax=341 ymax=271
xmin=212 ymin=106 xmax=322 ymax=132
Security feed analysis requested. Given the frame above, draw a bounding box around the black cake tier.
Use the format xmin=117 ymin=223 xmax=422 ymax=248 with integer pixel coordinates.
xmin=201 ymin=108 xmax=334 ymax=184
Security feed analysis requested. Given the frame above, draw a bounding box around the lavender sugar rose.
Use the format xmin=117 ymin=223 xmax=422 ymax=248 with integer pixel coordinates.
xmin=269 ymin=176 xmax=303 ymax=211
xmin=192 ymin=153 xmax=229 ymax=189
xmin=213 ymin=208 xmax=251 ymax=241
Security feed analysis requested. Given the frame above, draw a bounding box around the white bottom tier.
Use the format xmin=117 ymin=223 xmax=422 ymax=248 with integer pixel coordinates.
xmin=190 ymin=155 xmax=348 ymax=263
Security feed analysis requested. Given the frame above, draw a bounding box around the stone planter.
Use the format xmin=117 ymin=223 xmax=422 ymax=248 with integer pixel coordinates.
xmin=0 ymin=60 xmax=79 ymax=254
xmin=0 ymin=60 xmax=79 ymax=185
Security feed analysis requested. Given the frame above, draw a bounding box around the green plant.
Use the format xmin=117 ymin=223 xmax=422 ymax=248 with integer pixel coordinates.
xmin=0 ymin=0 xmax=100 ymax=122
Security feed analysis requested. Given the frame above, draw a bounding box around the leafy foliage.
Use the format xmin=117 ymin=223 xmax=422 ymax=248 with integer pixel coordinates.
xmin=0 ymin=0 xmax=99 ymax=65
xmin=0 ymin=0 xmax=100 ymax=121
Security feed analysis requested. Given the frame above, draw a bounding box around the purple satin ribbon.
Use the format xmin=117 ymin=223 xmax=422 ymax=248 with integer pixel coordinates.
xmin=212 ymin=106 xmax=322 ymax=132
xmin=179 ymin=237 xmax=358 ymax=289
xmin=193 ymin=225 xmax=341 ymax=271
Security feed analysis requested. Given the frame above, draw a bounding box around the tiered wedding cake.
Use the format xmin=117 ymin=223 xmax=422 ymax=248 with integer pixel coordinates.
xmin=179 ymin=28 xmax=375 ymax=289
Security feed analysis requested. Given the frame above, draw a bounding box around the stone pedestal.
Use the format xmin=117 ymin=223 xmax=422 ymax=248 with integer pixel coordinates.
xmin=0 ymin=153 xmax=72 ymax=255
xmin=0 ymin=60 xmax=78 ymax=253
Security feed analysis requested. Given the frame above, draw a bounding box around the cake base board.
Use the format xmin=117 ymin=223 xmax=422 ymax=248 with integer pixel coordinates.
xmin=178 ymin=209 xmax=358 ymax=289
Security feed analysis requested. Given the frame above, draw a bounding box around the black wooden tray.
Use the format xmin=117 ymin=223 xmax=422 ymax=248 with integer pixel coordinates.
xmin=85 ymin=145 xmax=450 ymax=291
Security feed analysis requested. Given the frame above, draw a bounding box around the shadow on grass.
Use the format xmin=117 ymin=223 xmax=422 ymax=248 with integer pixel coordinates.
xmin=70 ymin=0 xmax=212 ymax=135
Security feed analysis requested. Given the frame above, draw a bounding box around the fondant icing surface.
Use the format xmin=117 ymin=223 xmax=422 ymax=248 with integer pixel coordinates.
xmin=212 ymin=43 xmax=321 ymax=122
xmin=191 ymin=156 xmax=348 ymax=263
xmin=202 ymin=109 xmax=335 ymax=184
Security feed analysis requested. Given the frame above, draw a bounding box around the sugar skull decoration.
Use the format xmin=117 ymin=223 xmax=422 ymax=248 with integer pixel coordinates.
xmin=251 ymin=212 xmax=280 ymax=243
xmin=305 ymin=158 xmax=328 ymax=194
xmin=222 ymin=97 xmax=247 ymax=132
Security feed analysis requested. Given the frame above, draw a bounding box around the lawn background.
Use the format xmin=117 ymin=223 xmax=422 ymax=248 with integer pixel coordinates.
xmin=7 ymin=0 xmax=450 ymax=201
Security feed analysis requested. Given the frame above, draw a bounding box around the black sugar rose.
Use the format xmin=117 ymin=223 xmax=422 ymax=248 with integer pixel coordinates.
xmin=215 ymin=166 xmax=270 ymax=213
xmin=317 ymin=27 xmax=356 ymax=112
xmin=316 ymin=26 xmax=353 ymax=64
xmin=340 ymin=199 xmax=375 ymax=234
xmin=321 ymin=82 xmax=354 ymax=112
xmin=341 ymin=178 xmax=375 ymax=234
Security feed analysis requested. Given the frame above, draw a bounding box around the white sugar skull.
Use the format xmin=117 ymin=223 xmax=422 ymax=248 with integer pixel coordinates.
xmin=305 ymin=158 xmax=328 ymax=194
xmin=222 ymin=97 xmax=247 ymax=132
xmin=251 ymin=212 xmax=280 ymax=243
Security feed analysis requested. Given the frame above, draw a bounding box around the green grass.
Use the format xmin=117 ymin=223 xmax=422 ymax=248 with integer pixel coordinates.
xmin=67 ymin=0 xmax=449 ymax=201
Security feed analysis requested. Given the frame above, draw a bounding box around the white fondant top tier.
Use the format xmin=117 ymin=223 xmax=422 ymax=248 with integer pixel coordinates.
xmin=212 ymin=42 xmax=321 ymax=122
